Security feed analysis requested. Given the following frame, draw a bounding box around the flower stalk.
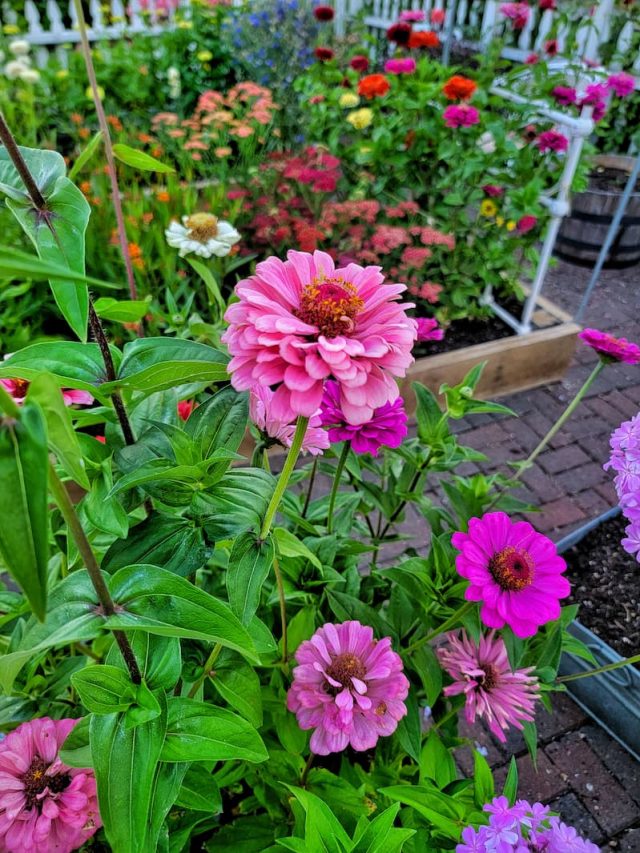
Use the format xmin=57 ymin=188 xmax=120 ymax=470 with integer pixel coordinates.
xmin=326 ymin=441 xmax=350 ymax=534
xmin=557 ymin=652 xmax=640 ymax=684
xmin=405 ymin=600 xmax=475 ymax=655
xmin=260 ymin=416 xmax=309 ymax=540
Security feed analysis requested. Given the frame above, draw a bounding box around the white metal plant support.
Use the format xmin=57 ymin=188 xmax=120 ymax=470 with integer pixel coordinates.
xmin=481 ymin=90 xmax=594 ymax=335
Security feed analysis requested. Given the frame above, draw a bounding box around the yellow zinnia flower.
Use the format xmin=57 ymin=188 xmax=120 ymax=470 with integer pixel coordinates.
xmin=506 ymin=220 xmax=516 ymax=231
xmin=197 ymin=49 xmax=213 ymax=62
xmin=347 ymin=108 xmax=373 ymax=130
xmin=339 ymin=92 xmax=360 ymax=109
xmin=3 ymin=24 xmax=20 ymax=34
xmin=480 ymin=200 xmax=498 ymax=218
xmin=56 ymin=69 xmax=69 ymax=79
xmin=496 ymin=216 xmax=505 ymax=227
xmin=86 ymin=85 xmax=106 ymax=101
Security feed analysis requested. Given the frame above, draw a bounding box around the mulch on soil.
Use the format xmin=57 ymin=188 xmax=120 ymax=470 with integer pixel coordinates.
xmin=565 ymin=513 xmax=640 ymax=665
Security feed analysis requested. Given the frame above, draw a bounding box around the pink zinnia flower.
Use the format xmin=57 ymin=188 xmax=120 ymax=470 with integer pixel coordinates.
xmin=400 ymin=9 xmax=425 ymax=21
xmin=443 ymin=104 xmax=480 ymax=128
xmin=384 ymin=57 xmax=416 ymax=75
xmin=582 ymin=82 xmax=608 ymax=104
xmin=286 ymin=620 xmax=409 ymax=754
xmin=579 ymin=328 xmax=640 ymax=364
xmin=516 ymin=215 xmax=538 ymax=234
xmin=223 ymin=250 xmax=417 ymax=426
xmin=438 ymin=630 xmax=540 ymax=742
xmin=536 ymin=130 xmax=569 ymax=152
xmin=525 ymin=52 xmax=539 ymax=64
xmin=622 ymin=521 xmax=640 ymax=561
xmin=0 ymin=378 xmax=93 ymax=407
xmin=500 ymin=2 xmax=530 ymax=29
xmin=539 ymin=0 xmax=556 ymax=9
xmin=319 ymin=379 xmax=407 ymax=455
xmin=544 ymin=38 xmax=558 ymax=55
xmin=250 ymin=384 xmax=329 ymax=456
xmin=430 ymin=8 xmax=446 ymax=24
xmin=177 ymin=399 xmax=195 ymax=421
xmin=452 ymin=511 xmax=570 ymax=638
xmin=607 ymin=72 xmax=635 ymax=98
xmin=482 ymin=184 xmax=504 ymax=197
xmin=552 ymin=85 xmax=577 ymax=105
xmin=415 ymin=317 xmax=444 ymax=342
xmin=0 ymin=717 xmax=101 ymax=853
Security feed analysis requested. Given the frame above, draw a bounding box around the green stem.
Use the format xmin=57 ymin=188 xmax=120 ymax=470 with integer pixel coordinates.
xmin=301 ymin=456 xmax=318 ymax=518
xmin=378 ymin=460 xmax=428 ymax=541
xmin=327 ymin=442 xmax=350 ymax=535
xmin=188 ymin=643 xmax=222 ymax=698
xmin=557 ymin=653 xmax=640 ymax=684
xmin=300 ymin=752 xmax=315 ymax=787
xmin=405 ymin=601 xmax=475 ymax=655
xmin=259 ymin=417 xmax=309 ymax=540
xmin=273 ymin=556 xmax=288 ymax=666
xmin=48 ymin=464 xmax=141 ymax=684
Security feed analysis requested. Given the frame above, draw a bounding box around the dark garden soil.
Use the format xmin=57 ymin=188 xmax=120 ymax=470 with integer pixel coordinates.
xmin=415 ymin=310 xmax=514 ymax=358
xmin=565 ymin=513 xmax=640 ymax=666
xmin=589 ymin=165 xmax=640 ymax=194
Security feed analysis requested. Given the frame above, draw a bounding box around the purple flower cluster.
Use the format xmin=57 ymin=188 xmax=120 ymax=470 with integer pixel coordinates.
xmin=605 ymin=412 xmax=640 ymax=561
xmin=457 ymin=796 xmax=599 ymax=852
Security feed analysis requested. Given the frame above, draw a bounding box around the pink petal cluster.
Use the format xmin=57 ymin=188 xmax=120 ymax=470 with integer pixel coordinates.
xmin=286 ymin=620 xmax=409 ymax=754
xmin=223 ymin=250 xmax=417 ymax=426
xmin=605 ymin=412 xmax=640 ymax=562
xmin=319 ymin=379 xmax=407 ymax=455
xmin=536 ymin=130 xmax=569 ymax=153
xmin=452 ymin=511 xmax=570 ymax=638
xmin=499 ymin=2 xmax=530 ymax=29
xmin=250 ymin=384 xmax=329 ymax=456
xmin=443 ymin=104 xmax=480 ymax=128
xmin=579 ymin=328 xmax=640 ymax=365
xmin=607 ymin=72 xmax=635 ymax=98
xmin=0 ymin=379 xmax=93 ymax=408
xmin=581 ymin=82 xmax=608 ymax=104
xmin=415 ymin=317 xmax=444 ymax=342
xmin=0 ymin=717 xmax=101 ymax=853
xmin=431 ymin=8 xmax=446 ymax=24
xmin=384 ymin=57 xmax=417 ymax=75
xmin=552 ymin=85 xmax=577 ymax=106
xmin=437 ymin=630 xmax=540 ymax=742
xmin=516 ymin=215 xmax=538 ymax=234
xmin=400 ymin=9 xmax=425 ymax=21
xmin=482 ymin=184 xmax=504 ymax=197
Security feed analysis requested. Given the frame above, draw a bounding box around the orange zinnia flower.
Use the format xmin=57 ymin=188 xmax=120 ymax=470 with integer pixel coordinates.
xmin=357 ymin=74 xmax=390 ymax=99
xmin=156 ymin=191 xmax=170 ymax=203
xmin=408 ymin=30 xmax=440 ymax=48
xmin=128 ymin=243 xmax=144 ymax=270
xmin=442 ymin=75 xmax=477 ymax=100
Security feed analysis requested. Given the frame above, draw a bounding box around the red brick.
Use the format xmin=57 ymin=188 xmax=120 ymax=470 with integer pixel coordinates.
xmin=547 ymin=793 xmax=605 ymax=846
xmin=556 ymin=463 xmax=610 ymax=494
xmin=493 ymin=751 xmax=568 ymax=802
xmin=520 ymin=466 xmax=564 ymax=503
xmin=539 ymin=445 xmax=591 ymax=475
xmin=614 ymin=828 xmax=640 ymax=852
xmin=575 ymin=489 xmax=613 ymax=520
xmin=529 ymin=498 xmax=586 ymax=533
xmin=455 ymin=715 xmax=505 ymax=774
xmin=535 ymin=692 xmax=588 ymax=742
xmin=545 ymin=732 xmax=638 ymax=836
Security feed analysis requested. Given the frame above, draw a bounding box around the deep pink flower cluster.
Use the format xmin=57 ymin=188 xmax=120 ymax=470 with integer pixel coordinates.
xmin=319 ymin=379 xmax=408 ymax=455
xmin=438 ymin=631 xmax=540 ymax=742
xmin=457 ymin=796 xmax=599 ymax=852
xmin=399 ymin=9 xmax=425 ymax=21
xmin=384 ymin=58 xmax=417 ymax=75
xmin=452 ymin=511 xmax=570 ymax=637
xmin=499 ymin=2 xmax=530 ymax=29
xmin=287 ymin=620 xmax=409 ymax=754
xmin=250 ymin=384 xmax=329 ymax=455
xmin=516 ymin=215 xmax=538 ymax=234
xmin=283 ymin=146 xmax=341 ymax=194
xmin=607 ymin=72 xmax=635 ymax=98
xmin=415 ymin=317 xmax=444 ymax=342
xmin=579 ymin=328 xmax=640 ymax=365
xmin=443 ymin=104 xmax=480 ymax=128
xmin=0 ymin=718 xmax=101 ymax=853
xmin=605 ymin=412 xmax=640 ymax=562
xmin=536 ymin=130 xmax=569 ymax=153
xmin=552 ymin=85 xmax=577 ymax=106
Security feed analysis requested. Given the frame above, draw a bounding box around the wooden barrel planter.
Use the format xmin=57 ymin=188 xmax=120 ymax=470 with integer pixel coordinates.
xmin=556 ymin=154 xmax=640 ymax=269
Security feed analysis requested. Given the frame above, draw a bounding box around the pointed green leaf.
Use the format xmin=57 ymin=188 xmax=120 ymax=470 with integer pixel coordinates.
xmin=184 ymin=385 xmax=249 ymax=459
xmin=68 ymin=130 xmax=104 ymax=181
xmin=113 ymin=143 xmax=174 ymax=173
xmin=227 ymin=532 xmax=275 ymax=625
xmin=72 ymin=664 xmax=137 ymax=714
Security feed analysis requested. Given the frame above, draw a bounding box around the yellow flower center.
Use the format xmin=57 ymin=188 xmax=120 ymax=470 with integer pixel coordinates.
xmin=186 ymin=213 xmax=219 ymax=243
xmin=489 ymin=546 xmax=535 ymax=591
xmin=295 ymin=277 xmax=364 ymax=338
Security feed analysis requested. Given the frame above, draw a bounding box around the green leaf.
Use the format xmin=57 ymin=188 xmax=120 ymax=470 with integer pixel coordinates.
xmin=420 ymin=731 xmax=457 ymax=788
xmin=113 ymin=143 xmax=175 ymax=173
xmin=93 ymin=297 xmax=150 ymax=324
xmin=413 ymin=382 xmax=447 ymax=444
xmin=161 ymin=697 xmax=268 ymax=763
xmin=0 ymin=341 xmax=117 ymax=403
xmin=227 ymin=532 xmax=275 ymax=626
xmin=105 ymin=337 xmax=229 ymax=395
xmin=26 ymin=373 xmax=89 ymax=488
xmin=186 ymin=256 xmax=225 ymax=314
xmin=68 ymin=130 xmax=104 ymax=181
xmin=502 ymin=756 xmax=518 ymax=804
xmin=0 ymin=245 xmax=120 ymax=291
xmin=396 ymin=690 xmax=422 ymax=764
xmin=195 ymin=468 xmax=274 ymax=540
xmin=473 ymin=750 xmax=495 ymax=807
xmin=175 ymin=764 xmax=221 ymax=812
xmin=106 ymin=631 xmax=182 ymax=692
xmin=214 ymin=660 xmax=263 ymax=727
xmin=0 ymin=571 xmax=102 ymax=693
xmin=107 ymin=564 xmax=258 ymax=661
xmin=0 ymin=403 xmax=49 ymax=619
xmin=59 ymin=716 xmax=92 ymax=768
xmin=380 ymin=784 xmax=465 ymax=840
xmin=90 ymin=699 xmax=167 ymax=853
xmin=282 ymin=786 xmax=352 ymax=853
xmin=184 ymin=385 xmax=249 ymax=459
xmin=71 ymin=664 xmax=137 ymax=714
xmin=101 ymin=513 xmax=209 ymax=578
xmin=274 ymin=527 xmax=322 ymax=569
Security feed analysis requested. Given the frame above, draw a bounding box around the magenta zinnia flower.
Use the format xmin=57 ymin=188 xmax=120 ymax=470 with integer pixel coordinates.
xmin=0 ymin=378 xmax=93 ymax=408
xmin=250 ymin=384 xmax=329 ymax=456
xmin=0 ymin=717 xmax=101 ymax=853
xmin=607 ymin=72 xmax=635 ymax=98
xmin=443 ymin=104 xmax=480 ymax=128
xmin=579 ymin=328 xmax=640 ymax=365
xmin=437 ymin=630 xmax=540 ymax=742
xmin=287 ymin=620 xmax=409 ymax=754
xmin=499 ymin=2 xmax=530 ymax=29
xmin=223 ymin=250 xmax=417 ymax=426
xmin=415 ymin=317 xmax=444 ymax=342
xmin=536 ymin=130 xmax=569 ymax=153
xmin=452 ymin=512 xmax=570 ymax=637
xmin=516 ymin=215 xmax=538 ymax=234
xmin=552 ymin=85 xmax=577 ymax=106
xmin=319 ymin=379 xmax=407 ymax=455
xmin=384 ymin=57 xmax=416 ymax=75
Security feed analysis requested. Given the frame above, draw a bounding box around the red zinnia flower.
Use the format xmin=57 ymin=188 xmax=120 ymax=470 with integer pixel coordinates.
xmin=314 ymin=46 xmax=335 ymax=61
xmin=313 ymin=4 xmax=334 ymax=21
xmin=430 ymin=8 xmax=446 ymax=24
xmin=442 ymin=74 xmax=477 ymax=100
xmin=516 ymin=215 xmax=538 ymax=234
xmin=544 ymin=38 xmax=558 ymax=55
xmin=358 ymin=73 xmax=391 ymax=99
xmin=408 ymin=30 xmax=440 ymax=48
xmin=386 ymin=21 xmax=412 ymax=45
xmin=349 ymin=54 xmax=369 ymax=72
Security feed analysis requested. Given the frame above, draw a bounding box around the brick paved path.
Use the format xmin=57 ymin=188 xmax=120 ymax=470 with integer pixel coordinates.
xmin=452 ymin=260 xmax=640 ymax=850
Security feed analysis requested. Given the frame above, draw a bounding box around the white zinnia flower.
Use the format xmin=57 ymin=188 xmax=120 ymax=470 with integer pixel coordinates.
xmin=4 ymin=59 xmax=29 ymax=80
xmin=9 ymin=39 xmax=30 ymax=56
xmin=19 ymin=67 xmax=40 ymax=84
xmin=477 ymin=130 xmax=496 ymax=154
xmin=165 ymin=213 xmax=241 ymax=258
